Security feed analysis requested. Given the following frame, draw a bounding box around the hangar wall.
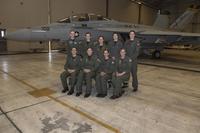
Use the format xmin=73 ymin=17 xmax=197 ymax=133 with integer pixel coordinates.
xmin=163 ymin=1 xmax=200 ymax=33
xmin=0 ymin=0 xmax=157 ymax=52
xmin=108 ymin=0 xmax=157 ymax=25
xmin=50 ymin=0 xmax=107 ymax=22
xmin=0 ymin=0 xmax=48 ymax=51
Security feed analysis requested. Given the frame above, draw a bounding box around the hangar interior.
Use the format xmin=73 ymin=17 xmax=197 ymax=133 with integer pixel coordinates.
xmin=1 ymin=0 xmax=200 ymax=52
xmin=0 ymin=0 xmax=200 ymax=133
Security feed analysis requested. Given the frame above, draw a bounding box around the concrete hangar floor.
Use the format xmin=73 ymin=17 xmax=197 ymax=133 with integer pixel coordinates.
xmin=0 ymin=49 xmax=200 ymax=133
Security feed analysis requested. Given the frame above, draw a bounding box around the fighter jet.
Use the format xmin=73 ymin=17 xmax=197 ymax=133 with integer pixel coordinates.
xmin=5 ymin=6 xmax=200 ymax=58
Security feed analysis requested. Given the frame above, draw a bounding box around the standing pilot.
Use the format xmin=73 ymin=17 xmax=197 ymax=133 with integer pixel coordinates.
xmin=94 ymin=36 xmax=107 ymax=60
xmin=124 ymin=30 xmax=139 ymax=92
xmin=60 ymin=47 xmax=82 ymax=95
xmin=111 ymin=48 xmax=132 ymax=99
xmin=108 ymin=33 xmax=123 ymax=60
xmin=66 ymin=30 xmax=81 ymax=56
xmin=81 ymin=32 xmax=95 ymax=57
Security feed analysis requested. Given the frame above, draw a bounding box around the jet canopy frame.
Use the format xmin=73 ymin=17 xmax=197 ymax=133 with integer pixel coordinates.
xmin=57 ymin=13 xmax=111 ymax=23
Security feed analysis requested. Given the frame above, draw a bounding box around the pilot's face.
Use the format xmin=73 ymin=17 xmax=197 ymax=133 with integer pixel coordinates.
xmin=87 ymin=48 xmax=93 ymax=56
xmin=69 ymin=31 xmax=75 ymax=39
xmin=104 ymin=50 xmax=109 ymax=58
xmin=113 ymin=34 xmax=118 ymax=41
xmin=71 ymin=48 xmax=77 ymax=55
xmin=98 ymin=37 xmax=104 ymax=45
xmin=129 ymin=31 xmax=135 ymax=40
xmin=85 ymin=33 xmax=91 ymax=41
xmin=120 ymin=49 xmax=126 ymax=57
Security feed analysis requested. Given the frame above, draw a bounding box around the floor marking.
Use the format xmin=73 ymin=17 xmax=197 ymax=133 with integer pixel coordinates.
xmin=138 ymin=62 xmax=200 ymax=73
xmin=28 ymin=88 xmax=56 ymax=98
xmin=138 ymin=67 xmax=158 ymax=75
xmin=0 ymin=70 xmax=38 ymax=90
xmin=2 ymin=95 xmax=69 ymax=115
xmin=5 ymin=100 xmax=51 ymax=114
xmin=0 ymin=106 xmax=22 ymax=133
xmin=0 ymin=69 xmax=121 ymax=133
xmin=140 ymin=82 xmax=200 ymax=99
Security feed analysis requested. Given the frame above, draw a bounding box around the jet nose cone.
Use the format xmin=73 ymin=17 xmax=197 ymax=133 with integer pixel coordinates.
xmin=6 ymin=29 xmax=31 ymax=41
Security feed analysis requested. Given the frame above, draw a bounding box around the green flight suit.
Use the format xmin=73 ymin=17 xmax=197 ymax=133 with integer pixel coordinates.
xmin=76 ymin=55 xmax=100 ymax=94
xmin=96 ymin=57 xmax=115 ymax=95
xmin=112 ymin=56 xmax=132 ymax=96
xmin=124 ymin=39 xmax=139 ymax=90
xmin=108 ymin=40 xmax=123 ymax=59
xmin=94 ymin=42 xmax=108 ymax=60
xmin=81 ymin=40 xmax=95 ymax=57
xmin=60 ymin=55 xmax=82 ymax=91
xmin=66 ymin=38 xmax=82 ymax=56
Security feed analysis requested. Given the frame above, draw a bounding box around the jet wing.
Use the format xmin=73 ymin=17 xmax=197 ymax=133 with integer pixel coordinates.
xmin=97 ymin=27 xmax=139 ymax=33
xmin=97 ymin=27 xmax=200 ymax=37
xmin=140 ymin=30 xmax=200 ymax=37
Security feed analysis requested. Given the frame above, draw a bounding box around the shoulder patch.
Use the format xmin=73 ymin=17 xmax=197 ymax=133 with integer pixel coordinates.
xmin=137 ymin=41 xmax=140 ymax=46
xmin=97 ymin=58 xmax=101 ymax=62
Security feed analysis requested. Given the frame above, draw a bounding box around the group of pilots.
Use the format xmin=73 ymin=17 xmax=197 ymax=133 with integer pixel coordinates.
xmin=60 ymin=30 xmax=139 ymax=99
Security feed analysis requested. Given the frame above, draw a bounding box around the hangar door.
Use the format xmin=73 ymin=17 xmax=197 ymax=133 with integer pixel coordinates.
xmin=0 ymin=29 xmax=7 ymax=52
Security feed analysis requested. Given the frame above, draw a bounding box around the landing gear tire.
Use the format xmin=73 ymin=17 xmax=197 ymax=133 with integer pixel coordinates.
xmin=152 ymin=50 xmax=161 ymax=59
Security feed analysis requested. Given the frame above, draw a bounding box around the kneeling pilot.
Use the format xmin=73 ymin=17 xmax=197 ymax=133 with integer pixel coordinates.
xmin=111 ymin=48 xmax=132 ymax=99
xmin=60 ymin=47 xmax=82 ymax=95
xmin=96 ymin=49 xmax=114 ymax=97
xmin=76 ymin=48 xmax=100 ymax=98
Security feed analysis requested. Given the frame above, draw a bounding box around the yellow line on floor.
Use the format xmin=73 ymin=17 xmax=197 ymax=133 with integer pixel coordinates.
xmin=0 ymin=70 xmax=38 ymax=90
xmin=0 ymin=69 xmax=121 ymax=133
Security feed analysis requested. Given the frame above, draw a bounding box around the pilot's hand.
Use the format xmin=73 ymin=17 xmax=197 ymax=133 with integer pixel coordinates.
xmin=100 ymin=72 xmax=106 ymax=76
xmin=137 ymin=41 xmax=140 ymax=46
xmin=84 ymin=69 xmax=91 ymax=73
xmin=116 ymin=72 xmax=120 ymax=77
xmin=116 ymin=72 xmax=125 ymax=77
xmin=68 ymin=69 xmax=75 ymax=73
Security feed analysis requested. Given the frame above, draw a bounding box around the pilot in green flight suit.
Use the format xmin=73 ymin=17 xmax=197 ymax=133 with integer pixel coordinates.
xmin=81 ymin=32 xmax=95 ymax=57
xmin=76 ymin=47 xmax=100 ymax=98
xmin=108 ymin=33 xmax=123 ymax=60
xmin=111 ymin=48 xmax=132 ymax=99
xmin=94 ymin=36 xmax=108 ymax=60
xmin=96 ymin=49 xmax=114 ymax=97
xmin=66 ymin=30 xmax=82 ymax=56
xmin=60 ymin=47 xmax=82 ymax=95
xmin=124 ymin=30 xmax=140 ymax=92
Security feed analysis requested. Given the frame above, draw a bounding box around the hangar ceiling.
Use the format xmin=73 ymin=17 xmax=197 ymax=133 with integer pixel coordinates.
xmin=130 ymin=0 xmax=200 ymax=9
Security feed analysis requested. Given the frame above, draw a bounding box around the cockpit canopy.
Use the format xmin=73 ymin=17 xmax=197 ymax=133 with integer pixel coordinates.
xmin=57 ymin=13 xmax=111 ymax=23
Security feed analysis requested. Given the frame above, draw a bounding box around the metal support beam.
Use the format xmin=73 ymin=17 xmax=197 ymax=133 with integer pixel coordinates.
xmin=138 ymin=4 xmax=142 ymax=24
xmin=106 ymin=0 xmax=109 ymax=17
xmin=130 ymin=0 xmax=158 ymax=10
xmin=48 ymin=0 xmax=52 ymax=53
